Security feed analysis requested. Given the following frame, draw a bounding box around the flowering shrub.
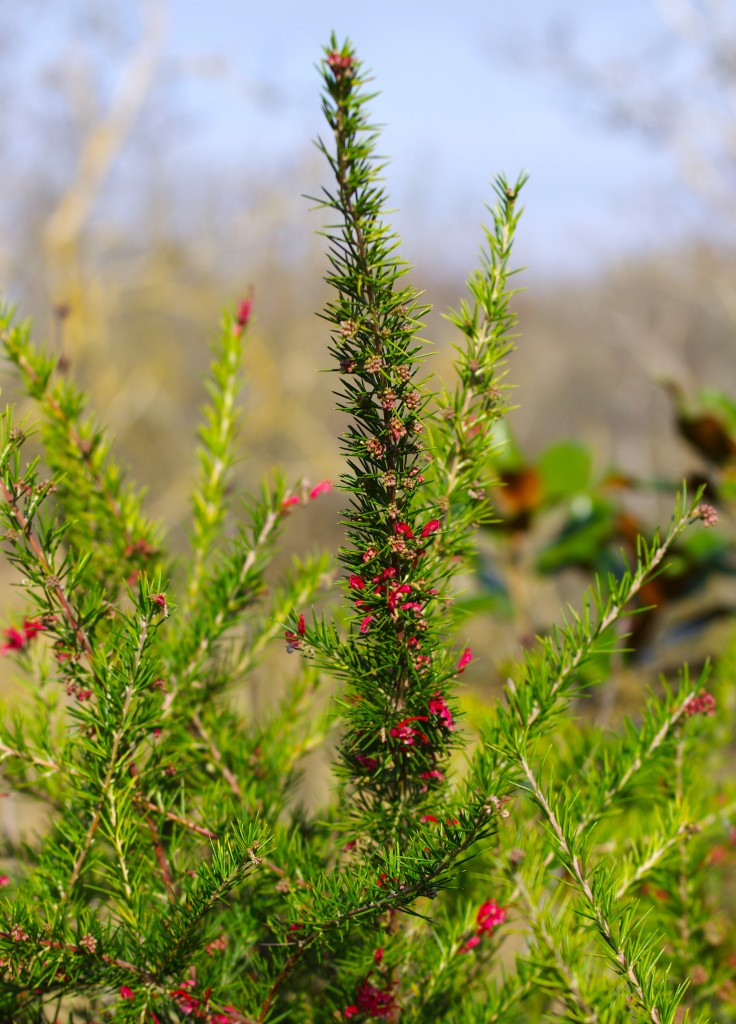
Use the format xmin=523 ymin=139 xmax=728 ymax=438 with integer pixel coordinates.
xmin=0 ymin=34 xmax=734 ymax=1024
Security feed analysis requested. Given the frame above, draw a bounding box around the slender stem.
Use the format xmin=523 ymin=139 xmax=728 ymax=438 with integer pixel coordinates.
xmin=519 ymin=753 xmax=664 ymax=1024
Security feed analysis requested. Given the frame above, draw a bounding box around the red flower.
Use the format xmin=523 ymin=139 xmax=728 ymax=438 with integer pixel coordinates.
xmin=22 ymin=617 xmax=47 ymax=639
xmin=150 ymin=593 xmax=168 ymax=616
xmin=234 ymin=290 xmax=254 ymax=333
xmin=420 ymin=814 xmax=438 ymax=824
xmin=400 ymin=601 xmax=422 ymax=613
xmin=1 ymin=617 xmax=48 ymax=655
xmin=458 ymin=935 xmax=481 ymax=954
xmin=120 ymin=986 xmax=134 ymax=1000
xmin=420 ymin=519 xmax=440 ymax=537
xmin=360 ymin=615 xmax=375 ymax=634
xmin=345 ymin=1007 xmax=359 ymax=1020
xmin=477 ymin=899 xmax=507 ymax=934
xmin=390 ymin=716 xmax=429 ymax=746
xmin=373 ymin=947 xmax=384 ymax=964
xmin=1 ymin=628 xmax=26 ymax=654
xmin=395 ymin=522 xmax=414 ymax=539
xmin=349 ymin=575 xmax=365 ymax=590
xmin=236 ymin=299 xmax=252 ymax=324
xmin=429 ymin=694 xmax=454 ymax=730
xmin=356 ymin=753 xmax=378 ymax=771
xmin=457 ymin=648 xmax=473 ymax=673
xmin=0 ymin=875 xmax=8 ymax=886
xmin=421 ymin=769 xmax=444 ymax=781
xmin=285 ymin=613 xmax=307 ymax=652
xmin=309 ymin=479 xmax=332 ymax=500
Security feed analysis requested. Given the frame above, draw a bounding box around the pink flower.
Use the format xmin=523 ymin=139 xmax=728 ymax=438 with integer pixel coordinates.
xmin=477 ymin=899 xmax=507 ymax=934
xmin=280 ymin=494 xmax=300 ymax=513
xmin=696 ymin=503 xmax=718 ymax=528
xmin=395 ymin=522 xmax=414 ymax=539
xmin=420 ymin=519 xmax=440 ymax=537
xmin=420 ymin=814 xmax=438 ymax=824
xmin=458 ymin=935 xmax=481 ymax=954
xmin=309 ymin=479 xmax=332 ymax=500
xmin=0 ymin=875 xmax=8 ymax=886
xmin=373 ymin=947 xmax=384 ymax=964
xmin=120 ymin=986 xmax=134 ymax=1000
xmin=1 ymin=628 xmax=26 ymax=654
xmin=363 ymin=547 xmax=377 ymax=563
xmin=400 ymin=601 xmax=422 ymax=613
xmin=421 ymin=770 xmax=444 ymax=781
xmin=429 ymin=694 xmax=454 ymax=730
xmin=345 ymin=1007 xmax=358 ymax=1020
xmin=349 ymin=575 xmax=365 ymax=590
xmin=360 ymin=615 xmax=375 ymax=634
xmin=457 ymin=648 xmax=473 ymax=673
xmin=150 ymin=593 xmax=168 ymax=616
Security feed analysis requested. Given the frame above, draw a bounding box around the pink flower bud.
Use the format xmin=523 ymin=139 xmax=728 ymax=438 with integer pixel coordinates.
xmin=457 ymin=648 xmax=473 ymax=673
xmin=309 ymin=480 xmax=332 ymax=499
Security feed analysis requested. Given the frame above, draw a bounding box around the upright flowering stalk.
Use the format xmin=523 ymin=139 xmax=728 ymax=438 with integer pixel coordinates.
xmin=308 ymin=39 xmax=520 ymax=843
xmin=309 ymin=39 xmax=460 ymax=833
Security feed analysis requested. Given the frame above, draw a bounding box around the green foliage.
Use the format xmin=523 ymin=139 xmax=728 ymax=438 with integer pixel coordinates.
xmin=0 ymin=33 xmax=733 ymax=1024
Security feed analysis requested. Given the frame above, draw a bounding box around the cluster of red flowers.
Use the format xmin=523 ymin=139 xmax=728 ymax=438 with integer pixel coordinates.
xmin=683 ymin=689 xmax=717 ymax=717
xmin=458 ymin=899 xmax=508 ymax=955
xmin=1 ymin=616 xmax=48 ymax=655
xmin=345 ymin=949 xmax=395 ymax=1019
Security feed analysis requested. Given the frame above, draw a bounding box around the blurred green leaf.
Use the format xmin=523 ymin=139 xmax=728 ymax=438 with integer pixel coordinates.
xmin=537 ymin=441 xmax=592 ymax=500
xmin=536 ymin=500 xmax=615 ymax=574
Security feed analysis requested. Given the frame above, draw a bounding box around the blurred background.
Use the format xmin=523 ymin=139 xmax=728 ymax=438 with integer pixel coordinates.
xmin=1 ymin=0 xmax=735 ymax=706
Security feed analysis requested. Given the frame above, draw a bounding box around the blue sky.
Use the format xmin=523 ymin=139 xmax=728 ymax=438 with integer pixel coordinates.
xmin=13 ymin=1 xmax=702 ymax=280
xmin=166 ymin=0 xmax=693 ymax=275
